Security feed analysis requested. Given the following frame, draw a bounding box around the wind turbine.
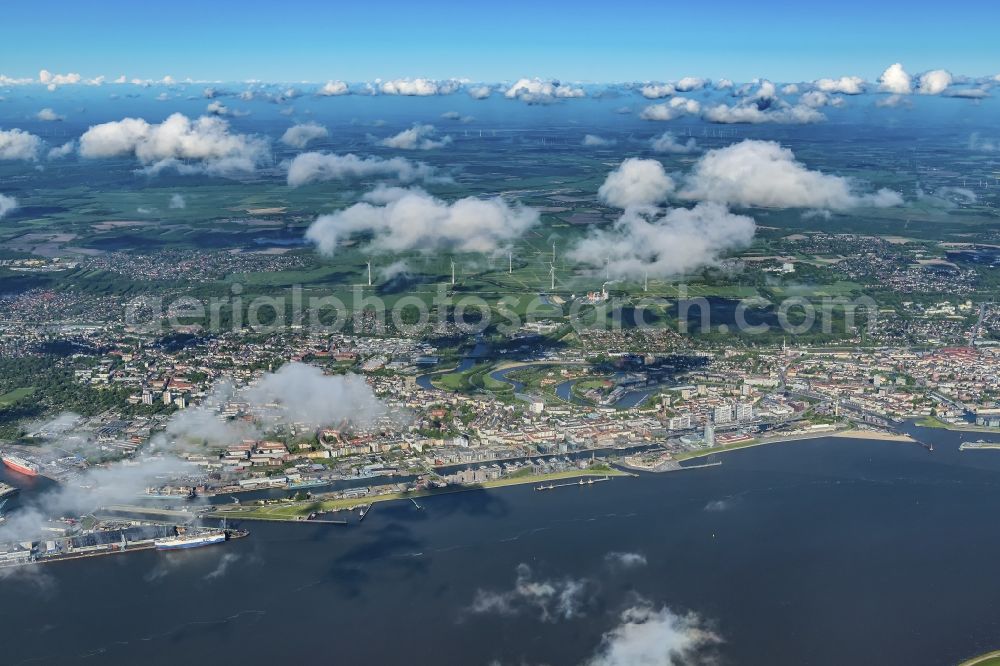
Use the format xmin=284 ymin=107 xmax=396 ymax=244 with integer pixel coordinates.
xmin=643 ymin=270 xmax=648 ymax=292
xmin=451 ymin=259 xmax=456 ymax=286
xmin=366 ymin=260 xmax=372 ymax=287
xmin=552 ymin=241 xmax=556 ymax=264
xmin=508 ymin=251 xmax=513 ymax=274
xmin=549 ymin=263 xmax=556 ymax=291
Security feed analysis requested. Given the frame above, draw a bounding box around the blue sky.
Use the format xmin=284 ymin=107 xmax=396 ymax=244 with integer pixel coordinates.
xmin=2 ymin=0 xmax=998 ymax=82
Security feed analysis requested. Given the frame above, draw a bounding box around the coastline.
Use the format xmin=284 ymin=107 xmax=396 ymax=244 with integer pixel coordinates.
xmin=91 ymin=429 xmax=924 ymax=524
xmin=1 ymin=530 xmax=249 ymax=570
xmin=674 ymin=426 xmax=915 ymax=462
xmin=916 ymin=417 xmax=1000 ymax=434
xmin=207 ymin=468 xmax=631 ymax=522
xmin=958 ymin=650 xmax=1000 ymax=666
xmin=433 ymin=443 xmax=654 ymax=473
xmin=828 ymin=428 xmax=916 ymax=442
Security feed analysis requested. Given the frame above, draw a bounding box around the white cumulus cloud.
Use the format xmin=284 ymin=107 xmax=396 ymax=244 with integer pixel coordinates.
xmin=0 ymin=194 xmax=17 ymax=219
xmin=205 ymin=100 xmax=232 ymax=116
xmin=745 ymin=79 xmax=779 ymax=103
xmin=318 ymin=80 xmax=349 ymax=96
xmin=467 ymin=85 xmax=493 ymax=100
xmin=0 ymin=128 xmax=42 ymax=160
xmin=945 ymin=87 xmax=990 ymax=99
xmin=641 ymin=83 xmax=675 ymax=99
xmin=918 ymin=69 xmax=953 ymax=95
xmin=467 ymin=563 xmax=591 ymax=623
xmin=702 ymin=103 xmax=824 ymax=124
xmin=640 ymin=97 xmax=701 ymax=121
xmin=78 ymin=113 xmax=267 ymax=176
xmin=379 ymin=124 xmax=452 ymax=150
xmin=0 ymin=74 xmax=33 ymax=86
xmin=280 ymin=122 xmax=329 ymax=148
xmin=46 ymin=141 xmax=75 ymax=160
xmin=243 ymin=363 xmax=390 ymax=429
xmin=554 ymin=85 xmax=586 ymax=98
xmin=799 ymin=91 xmax=844 ymax=109
xmin=605 ymin=551 xmax=648 ymax=568
xmin=583 ymin=134 xmax=616 ymax=147
xmin=680 ymin=140 xmax=903 ymax=209
xmin=569 ymin=202 xmax=755 ymax=279
xmin=599 ymin=158 xmax=675 ymax=208
xmin=814 ymin=76 xmax=865 ymax=94
xmin=36 ymin=108 xmax=64 ymax=121
xmin=675 ymin=77 xmax=706 ymax=92
xmin=584 ymin=601 xmax=721 ymax=666
xmin=379 ymin=78 xmax=459 ymax=96
xmin=878 ymin=63 xmax=912 ymax=95
xmin=650 ymin=131 xmax=697 ymax=154
xmin=505 ymin=78 xmax=585 ymax=103
xmin=702 ymin=79 xmax=825 ymax=124
xmin=286 ymin=152 xmax=441 ymax=187
xmin=378 ymin=259 xmax=411 ymax=281
xmin=441 ymin=111 xmax=473 ymax=123
xmin=305 ymin=187 xmax=538 ymax=256
xmin=38 ymin=69 xmax=81 ymax=90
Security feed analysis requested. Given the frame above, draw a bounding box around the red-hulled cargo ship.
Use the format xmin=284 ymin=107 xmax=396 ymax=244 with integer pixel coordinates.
xmin=2 ymin=454 xmax=39 ymax=477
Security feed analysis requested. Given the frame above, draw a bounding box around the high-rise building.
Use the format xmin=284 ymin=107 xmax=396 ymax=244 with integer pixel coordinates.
xmin=714 ymin=404 xmax=733 ymax=424
xmin=735 ymin=402 xmax=754 ymax=422
xmin=667 ymin=413 xmax=691 ymax=430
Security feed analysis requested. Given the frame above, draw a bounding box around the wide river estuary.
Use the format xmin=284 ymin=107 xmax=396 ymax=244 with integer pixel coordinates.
xmin=3 ymin=423 xmax=1000 ymax=665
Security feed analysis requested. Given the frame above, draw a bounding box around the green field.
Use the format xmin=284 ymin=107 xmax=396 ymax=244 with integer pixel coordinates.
xmin=0 ymin=387 xmax=35 ymax=406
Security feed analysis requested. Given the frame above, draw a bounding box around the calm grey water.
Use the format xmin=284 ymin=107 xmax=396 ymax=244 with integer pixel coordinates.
xmin=4 ymin=424 xmax=1000 ymax=666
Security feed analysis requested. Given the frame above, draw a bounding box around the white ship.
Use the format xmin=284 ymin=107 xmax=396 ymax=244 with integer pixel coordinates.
xmin=154 ymin=530 xmax=226 ymax=550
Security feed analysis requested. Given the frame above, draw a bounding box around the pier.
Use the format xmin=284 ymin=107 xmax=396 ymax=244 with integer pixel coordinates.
xmin=679 ymin=461 xmax=723 ymax=471
xmin=536 ymin=476 xmax=611 ymax=491
xmin=99 ymin=504 xmax=201 ymax=523
xmin=959 ymin=441 xmax=1000 ymax=451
